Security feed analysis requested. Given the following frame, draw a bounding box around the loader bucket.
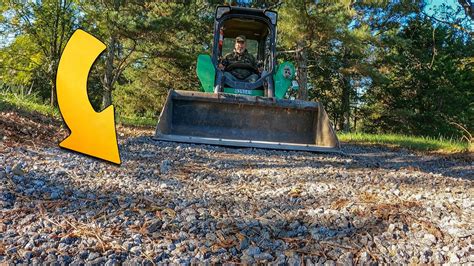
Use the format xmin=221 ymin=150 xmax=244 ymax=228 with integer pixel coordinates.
xmin=154 ymin=90 xmax=340 ymax=152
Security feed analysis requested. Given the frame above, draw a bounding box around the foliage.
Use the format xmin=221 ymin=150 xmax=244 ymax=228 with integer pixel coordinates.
xmin=361 ymin=18 xmax=474 ymax=139
xmin=1 ymin=0 xmax=80 ymax=105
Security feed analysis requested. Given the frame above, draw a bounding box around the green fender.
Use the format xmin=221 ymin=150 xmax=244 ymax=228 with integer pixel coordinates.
xmin=196 ymin=54 xmax=215 ymax=93
xmin=274 ymin=61 xmax=295 ymax=99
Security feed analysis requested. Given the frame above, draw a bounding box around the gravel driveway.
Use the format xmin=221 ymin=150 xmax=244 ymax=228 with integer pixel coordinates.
xmin=1 ymin=120 xmax=473 ymax=264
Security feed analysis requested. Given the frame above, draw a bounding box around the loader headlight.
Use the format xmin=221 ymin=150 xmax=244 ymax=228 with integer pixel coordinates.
xmin=264 ymin=10 xmax=277 ymax=25
xmin=216 ymin=6 xmax=231 ymax=19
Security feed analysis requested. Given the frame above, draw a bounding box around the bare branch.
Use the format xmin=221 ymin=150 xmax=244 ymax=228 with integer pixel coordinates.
xmin=429 ymin=27 xmax=437 ymax=69
xmin=458 ymin=0 xmax=474 ymax=19
xmin=111 ymin=39 xmax=138 ymax=88
xmin=422 ymin=11 xmax=473 ymax=36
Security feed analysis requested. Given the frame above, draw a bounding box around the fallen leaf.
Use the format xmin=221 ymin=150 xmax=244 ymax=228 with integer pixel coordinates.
xmin=288 ymin=187 xmax=302 ymax=198
xmin=331 ymin=198 xmax=350 ymax=210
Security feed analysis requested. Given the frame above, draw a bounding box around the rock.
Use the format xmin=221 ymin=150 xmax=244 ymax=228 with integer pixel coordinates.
xmin=58 ymin=243 xmax=68 ymax=251
xmin=32 ymin=180 xmax=45 ymax=187
xmin=339 ymin=252 xmax=354 ymax=265
xmin=327 ymin=248 xmax=343 ymax=260
xmin=289 ymin=220 xmax=300 ymax=230
xmin=468 ymin=254 xmax=474 ymax=263
xmin=240 ymin=254 xmax=254 ymax=264
xmin=12 ymin=163 xmax=24 ymax=176
xmin=388 ymin=223 xmax=396 ymax=233
xmin=122 ymin=241 xmax=133 ymax=251
xmin=1 ymin=192 xmax=16 ymax=208
xmin=309 ymin=226 xmax=340 ymax=240
xmin=59 ymin=255 xmax=72 ymax=264
xmin=104 ymin=258 xmax=118 ymax=266
xmin=167 ymin=243 xmax=176 ymax=251
xmin=50 ymin=191 xmax=60 ymax=200
xmin=90 ymin=257 xmax=106 ymax=265
xmin=359 ymin=251 xmax=371 ymax=264
xmin=287 ymin=255 xmax=300 ymax=266
xmin=185 ymin=214 xmax=197 ymax=223
xmin=423 ymin=233 xmax=437 ymax=245
xmin=432 ymin=252 xmax=444 ymax=264
xmin=130 ymin=246 xmax=142 ymax=254
xmin=243 ymin=246 xmax=261 ymax=257
xmin=324 ymin=259 xmax=336 ymax=266
xmin=70 ymin=259 xmax=85 ymax=266
xmin=147 ymin=220 xmax=163 ymax=234
xmin=239 ymin=237 xmax=250 ymax=251
xmin=160 ymin=160 xmax=171 ymax=174
xmin=24 ymin=241 xmax=35 ymax=250
xmin=447 ymin=227 xmax=471 ymax=238
xmin=86 ymin=193 xmax=96 ymax=200
xmin=254 ymin=252 xmax=273 ymax=261
xmin=6 ymin=247 xmax=17 ymax=255
xmin=87 ymin=252 xmax=100 ymax=261
xmin=448 ymin=253 xmax=460 ymax=263
xmin=45 ymin=253 xmax=57 ymax=262
xmin=23 ymin=251 xmax=33 ymax=260
xmin=132 ymin=234 xmax=142 ymax=245
xmin=229 ymin=247 xmax=237 ymax=256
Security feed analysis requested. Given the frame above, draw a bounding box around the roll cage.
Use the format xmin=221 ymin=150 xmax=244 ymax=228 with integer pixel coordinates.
xmin=211 ymin=6 xmax=278 ymax=91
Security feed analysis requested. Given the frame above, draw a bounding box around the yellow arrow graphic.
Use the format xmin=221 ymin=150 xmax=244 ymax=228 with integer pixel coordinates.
xmin=56 ymin=29 xmax=121 ymax=164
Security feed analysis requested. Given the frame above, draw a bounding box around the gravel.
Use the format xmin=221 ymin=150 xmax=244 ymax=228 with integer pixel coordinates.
xmin=0 ymin=135 xmax=473 ymax=264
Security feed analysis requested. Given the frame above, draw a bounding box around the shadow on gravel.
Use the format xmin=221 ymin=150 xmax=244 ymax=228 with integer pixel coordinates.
xmin=348 ymin=151 xmax=473 ymax=181
xmin=0 ymin=139 xmax=426 ymax=264
xmin=1 ymin=136 xmax=469 ymax=264
xmin=2 ymin=164 xmax=394 ymax=264
xmin=127 ymin=137 xmax=473 ymax=182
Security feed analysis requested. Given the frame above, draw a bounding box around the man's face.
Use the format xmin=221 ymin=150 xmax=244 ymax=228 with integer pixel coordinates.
xmin=235 ymin=41 xmax=246 ymax=54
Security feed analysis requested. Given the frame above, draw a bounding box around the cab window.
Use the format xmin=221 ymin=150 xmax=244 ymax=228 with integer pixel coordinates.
xmin=222 ymin=38 xmax=258 ymax=58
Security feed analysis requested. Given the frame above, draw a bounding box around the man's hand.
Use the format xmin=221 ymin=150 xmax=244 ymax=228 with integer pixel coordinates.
xmin=218 ymin=63 xmax=225 ymax=70
xmin=257 ymin=60 xmax=264 ymax=73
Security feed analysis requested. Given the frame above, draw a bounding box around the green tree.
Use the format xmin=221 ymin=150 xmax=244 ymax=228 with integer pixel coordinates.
xmin=1 ymin=0 xmax=79 ymax=105
xmin=362 ymin=17 xmax=474 ymax=138
xmin=78 ymin=0 xmax=157 ymax=109
xmin=278 ymin=1 xmax=375 ymax=131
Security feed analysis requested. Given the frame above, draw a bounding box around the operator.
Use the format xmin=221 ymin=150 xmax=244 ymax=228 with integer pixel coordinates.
xmin=218 ymin=35 xmax=262 ymax=84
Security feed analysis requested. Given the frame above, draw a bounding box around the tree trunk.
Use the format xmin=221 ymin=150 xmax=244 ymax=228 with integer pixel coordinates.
xmin=49 ymin=60 xmax=57 ymax=106
xmin=353 ymin=106 xmax=358 ymax=131
xmin=340 ymin=77 xmax=351 ymax=132
xmin=102 ymin=90 xmax=112 ymax=108
xmin=50 ymin=79 xmax=56 ymax=106
xmin=296 ymin=41 xmax=308 ymax=101
xmin=102 ymin=35 xmax=117 ymax=108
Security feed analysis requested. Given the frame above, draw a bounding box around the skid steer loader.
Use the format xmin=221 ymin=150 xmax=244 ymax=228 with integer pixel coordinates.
xmin=154 ymin=6 xmax=340 ymax=152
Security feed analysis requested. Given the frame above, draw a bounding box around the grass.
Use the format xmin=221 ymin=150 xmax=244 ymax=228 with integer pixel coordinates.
xmin=0 ymin=92 xmax=158 ymax=127
xmin=0 ymin=91 xmax=157 ymax=128
xmin=2 ymin=91 xmax=471 ymax=154
xmin=0 ymin=91 xmax=60 ymax=118
xmin=339 ymin=132 xmax=472 ymax=154
xmin=116 ymin=115 xmax=156 ymax=128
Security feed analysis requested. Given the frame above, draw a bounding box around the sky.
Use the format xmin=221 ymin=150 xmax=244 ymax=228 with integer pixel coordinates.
xmin=424 ymin=0 xmax=459 ymax=15
xmin=424 ymin=0 xmax=474 ymax=31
